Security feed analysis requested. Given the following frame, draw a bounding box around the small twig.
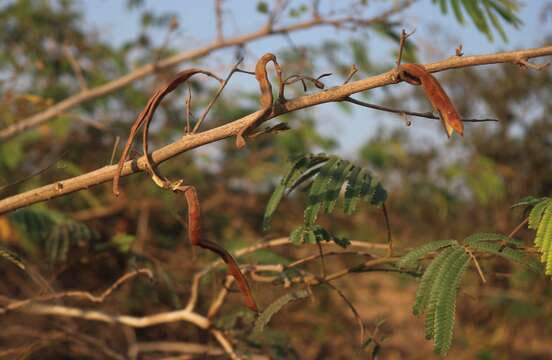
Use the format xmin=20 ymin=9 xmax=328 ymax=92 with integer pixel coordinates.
xmin=109 ymin=136 xmax=120 ymax=165
xmin=316 ymin=240 xmax=327 ymax=277
xmin=266 ymin=0 xmax=290 ymax=31
xmin=312 ymin=0 xmax=321 ymax=18
xmin=394 ymin=28 xmax=415 ymax=72
xmin=284 ymin=74 xmax=326 ymax=91
xmin=508 ymin=217 xmax=529 ymax=239
xmin=134 ymin=203 xmax=151 ymax=252
xmin=322 ymin=281 xmax=365 ymax=345
xmin=185 ymin=85 xmax=193 ymax=134
xmin=207 ymin=276 xmax=233 ymax=318
xmin=382 ymin=203 xmax=393 ymax=257
xmin=68 ymin=112 xmax=107 ymax=131
xmin=465 ymin=247 xmax=487 ymax=283
xmin=62 ymin=43 xmax=88 ymax=91
xmin=287 ymin=250 xmax=374 ymax=268
xmin=211 ymin=329 xmax=242 ymax=360
xmin=15 ymin=303 xmax=210 ymax=329
xmin=192 ymin=58 xmax=243 ymax=133
xmin=343 ymin=64 xmax=359 ymax=84
xmin=344 ymin=96 xmax=498 ymax=123
xmin=215 ymin=0 xmax=224 ymax=41
xmin=184 ymin=273 xmax=202 ymax=312
xmin=2 ymin=268 xmax=153 ymax=313
xmin=0 ymin=150 xmax=68 ymax=193
xmin=501 ymin=217 xmax=529 ymax=250
xmin=154 ymin=16 xmax=179 ymax=65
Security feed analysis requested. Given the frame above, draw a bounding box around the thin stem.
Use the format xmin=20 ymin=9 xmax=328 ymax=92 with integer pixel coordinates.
xmin=344 ymin=96 xmax=498 ymax=123
xmin=508 ymin=217 xmax=529 ymax=239
xmin=382 ymin=203 xmax=393 ymax=256
xmin=465 ymin=247 xmax=487 ymax=283
xmin=192 ymin=58 xmax=243 ymax=133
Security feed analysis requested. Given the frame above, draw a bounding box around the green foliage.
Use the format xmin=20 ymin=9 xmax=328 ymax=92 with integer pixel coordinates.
xmin=527 ymin=197 xmax=551 ymax=230
xmin=411 ymin=244 xmax=469 ymax=355
xmin=263 ymin=154 xmax=329 ymax=231
xmin=463 ymin=232 xmax=521 ymax=246
xmin=511 ymin=195 xmax=547 ymax=209
xmin=412 ymin=246 xmax=458 ymax=316
xmin=253 ymin=289 xmax=309 ymax=333
xmin=263 ymin=154 xmax=386 ymax=247
xmin=430 ymin=248 xmax=470 ymax=355
xmin=111 ymin=233 xmax=136 ymax=253
xmin=524 ymin=197 xmax=552 ymax=274
xmin=407 ymin=225 xmax=546 ymax=355
xmin=397 ymin=240 xmax=457 ymax=269
xmin=290 ymin=224 xmax=350 ymax=248
xmin=0 ymin=246 xmax=25 ymax=270
xmin=432 ymin=0 xmax=522 ymax=41
xmin=7 ymin=207 xmax=97 ymax=263
xmin=468 ymin=241 xmax=542 ymax=273
xmin=256 ymin=1 xmax=269 ymax=14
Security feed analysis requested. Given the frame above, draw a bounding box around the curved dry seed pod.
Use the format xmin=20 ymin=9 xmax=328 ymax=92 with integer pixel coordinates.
xmin=112 ymin=68 xmax=258 ymax=312
xmin=113 ymin=68 xmax=220 ymax=196
xmin=399 ymin=64 xmax=464 ymax=138
xmin=235 ymin=53 xmax=283 ymax=148
xmin=176 ymin=184 xmax=258 ymax=312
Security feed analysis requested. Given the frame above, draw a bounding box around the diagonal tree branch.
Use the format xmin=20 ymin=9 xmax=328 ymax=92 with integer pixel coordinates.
xmin=0 ymin=45 xmax=551 ymax=215
xmin=0 ymin=2 xmax=412 ymax=141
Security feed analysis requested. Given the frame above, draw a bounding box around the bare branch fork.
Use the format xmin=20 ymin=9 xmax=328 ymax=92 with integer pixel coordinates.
xmin=0 ymin=46 xmax=551 ymax=215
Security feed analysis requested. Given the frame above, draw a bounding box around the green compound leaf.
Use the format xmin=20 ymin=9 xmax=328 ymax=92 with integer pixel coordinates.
xmin=423 ymin=246 xmax=466 ymax=344
xmin=254 ymin=289 xmax=309 ymax=333
xmin=0 ymin=246 xmax=26 ymax=270
xmin=433 ymin=0 xmax=522 ymax=41
xmin=398 ymin=240 xmax=457 ymax=269
xmin=413 ymin=245 xmax=459 ymax=316
xmin=305 ymin=156 xmax=340 ymax=226
xmin=469 ymin=241 xmax=543 ymax=273
xmin=528 ymin=198 xmax=551 ymax=230
xmin=432 ymin=249 xmax=470 ymax=355
xmin=262 ymin=154 xmax=329 ymax=231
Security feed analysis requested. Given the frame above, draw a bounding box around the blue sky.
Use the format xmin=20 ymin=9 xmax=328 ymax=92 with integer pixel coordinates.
xmin=82 ymin=0 xmax=550 ymax=154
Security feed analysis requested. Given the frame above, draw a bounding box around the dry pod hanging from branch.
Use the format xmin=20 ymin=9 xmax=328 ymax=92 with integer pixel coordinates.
xmin=399 ymin=63 xmax=464 ymax=138
xmin=112 ymin=66 xmax=259 ymax=312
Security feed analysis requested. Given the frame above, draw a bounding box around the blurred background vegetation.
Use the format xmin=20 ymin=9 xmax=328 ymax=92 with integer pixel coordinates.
xmin=0 ymin=0 xmax=551 ymax=359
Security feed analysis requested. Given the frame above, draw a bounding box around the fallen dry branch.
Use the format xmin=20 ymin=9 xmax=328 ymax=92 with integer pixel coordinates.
xmin=0 ymin=45 xmax=551 ymax=215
